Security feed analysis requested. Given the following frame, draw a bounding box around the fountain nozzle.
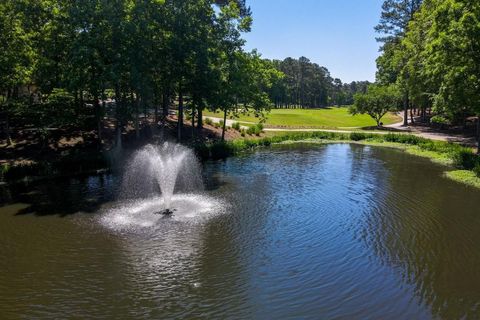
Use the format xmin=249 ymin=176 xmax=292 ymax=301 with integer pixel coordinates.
xmin=154 ymin=208 xmax=176 ymax=216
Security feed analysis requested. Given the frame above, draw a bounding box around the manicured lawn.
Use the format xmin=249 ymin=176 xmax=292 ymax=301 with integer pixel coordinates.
xmin=204 ymin=107 xmax=401 ymax=128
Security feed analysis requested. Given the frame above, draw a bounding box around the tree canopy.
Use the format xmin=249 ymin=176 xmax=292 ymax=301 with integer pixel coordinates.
xmin=375 ymin=0 xmax=480 ymax=151
xmin=350 ymin=84 xmax=401 ymax=127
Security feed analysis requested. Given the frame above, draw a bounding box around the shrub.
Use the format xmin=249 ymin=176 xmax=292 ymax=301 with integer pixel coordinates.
xmin=453 ymin=149 xmax=480 ymax=170
xmin=384 ymin=133 xmax=424 ymax=145
xmin=213 ymin=122 xmax=221 ymax=128
xmin=246 ymin=123 xmax=263 ymax=136
xmin=194 ymin=143 xmax=210 ymax=160
xmin=209 ymin=141 xmax=234 ymax=159
xmin=204 ymin=118 xmax=213 ymax=126
xmin=240 ymin=129 xmax=246 ymax=137
xmin=474 ymin=163 xmax=480 ymax=178
xmin=232 ymin=122 xmax=241 ymax=131
xmin=430 ymin=115 xmax=449 ymax=125
xmin=0 ymin=163 xmax=10 ymax=181
xmin=349 ymin=132 xmax=367 ymax=141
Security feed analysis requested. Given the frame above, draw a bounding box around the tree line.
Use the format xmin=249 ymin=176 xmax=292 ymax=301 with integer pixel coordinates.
xmin=0 ymin=0 xmax=282 ymax=144
xmin=267 ymin=57 xmax=370 ymax=108
xmin=354 ymin=0 xmax=479 ymax=151
xmin=0 ymin=0 xmax=371 ymax=147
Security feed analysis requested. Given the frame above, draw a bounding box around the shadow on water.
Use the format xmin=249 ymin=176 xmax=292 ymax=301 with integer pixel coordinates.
xmin=1 ymin=174 xmax=119 ymax=217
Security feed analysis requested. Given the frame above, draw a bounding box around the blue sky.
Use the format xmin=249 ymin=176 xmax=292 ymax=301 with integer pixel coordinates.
xmin=242 ymin=0 xmax=384 ymax=83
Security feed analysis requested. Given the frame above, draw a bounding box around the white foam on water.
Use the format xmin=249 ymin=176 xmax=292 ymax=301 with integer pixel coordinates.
xmin=99 ymin=193 xmax=224 ymax=231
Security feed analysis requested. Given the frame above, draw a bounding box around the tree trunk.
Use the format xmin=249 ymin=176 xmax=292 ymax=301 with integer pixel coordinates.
xmin=114 ymin=84 xmax=122 ymax=145
xmin=79 ymin=90 xmax=84 ymax=112
xmin=177 ymin=86 xmax=183 ymax=142
xmin=191 ymin=102 xmax=195 ymax=138
xmin=161 ymin=91 xmax=169 ymax=141
xmin=197 ymin=107 xmax=203 ymax=138
xmin=410 ymin=107 xmax=415 ymax=125
xmin=154 ymin=94 xmax=159 ymax=125
xmin=133 ymin=91 xmax=139 ymax=140
xmin=5 ymin=113 xmax=13 ymax=146
xmin=221 ymin=108 xmax=227 ymax=141
xmin=74 ymin=90 xmax=79 ymax=117
xmin=162 ymin=91 xmax=169 ymax=118
xmin=477 ymin=116 xmax=480 ymax=154
xmin=94 ymin=94 xmax=102 ymax=145
xmin=403 ymin=93 xmax=409 ymax=126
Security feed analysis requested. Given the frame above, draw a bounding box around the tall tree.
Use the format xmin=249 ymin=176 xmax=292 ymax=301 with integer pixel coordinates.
xmin=375 ymin=0 xmax=423 ymax=125
xmin=424 ymin=0 xmax=480 ymax=152
xmin=0 ymin=0 xmax=37 ymax=145
xmin=375 ymin=0 xmax=423 ymax=44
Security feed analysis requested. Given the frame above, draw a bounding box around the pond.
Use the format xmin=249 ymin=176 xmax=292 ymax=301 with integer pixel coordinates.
xmin=1 ymin=143 xmax=479 ymax=319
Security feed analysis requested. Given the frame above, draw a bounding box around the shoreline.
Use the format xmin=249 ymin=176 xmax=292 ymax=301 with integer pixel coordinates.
xmin=1 ymin=132 xmax=479 ymax=189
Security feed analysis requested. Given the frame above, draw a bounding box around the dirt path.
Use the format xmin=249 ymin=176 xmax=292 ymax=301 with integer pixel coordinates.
xmin=385 ymin=112 xmax=477 ymax=147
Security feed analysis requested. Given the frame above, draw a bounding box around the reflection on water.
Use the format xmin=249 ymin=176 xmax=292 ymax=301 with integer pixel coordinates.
xmin=0 ymin=143 xmax=479 ymax=319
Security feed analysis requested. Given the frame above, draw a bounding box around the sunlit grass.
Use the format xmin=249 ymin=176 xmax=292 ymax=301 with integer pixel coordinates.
xmin=445 ymin=170 xmax=480 ymax=189
xmin=204 ymin=107 xmax=401 ymax=128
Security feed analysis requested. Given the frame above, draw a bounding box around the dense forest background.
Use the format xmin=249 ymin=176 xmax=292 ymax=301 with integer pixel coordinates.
xmin=0 ymin=0 xmax=368 ymax=146
xmin=1 ymin=0 xmax=479 ymax=149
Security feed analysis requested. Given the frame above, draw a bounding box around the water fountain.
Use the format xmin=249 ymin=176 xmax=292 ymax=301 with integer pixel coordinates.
xmin=100 ymin=142 xmax=221 ymax=230
xmin=121 ymin=143 xmax=203 ymax=214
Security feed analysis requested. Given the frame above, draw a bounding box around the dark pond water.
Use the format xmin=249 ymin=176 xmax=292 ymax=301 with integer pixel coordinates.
xmin=1 ymin=143 xmax=480 ymax=319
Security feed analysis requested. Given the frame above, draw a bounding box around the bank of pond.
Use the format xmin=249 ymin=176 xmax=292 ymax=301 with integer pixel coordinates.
xmin=1 ymin=132 xmax=480 ymax=189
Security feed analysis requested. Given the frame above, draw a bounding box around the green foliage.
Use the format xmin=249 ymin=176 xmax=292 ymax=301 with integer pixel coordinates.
xmin=452 ymin=149 xmax=480 ymax=170
xmin=351 ymin=84 xmax=401 ymax=126
xmin=204 ymin=118 xmax=214 ymax=126
xmin=383 ymin=133 xmax=424 ymax=145
xmin=266 ymin=57 xmax=370 ymax=107
xmin=232 ymin=122 xmax=241 ymax=131
xmin=430 ymin=115 xmax=449 ymax=125
xmin=474 ymin=163 xmax=480 ymax=178
xmin=375 ymin=0 xmax=480 ymax=154
xmin=0 ymin=0 xmax=36 ymax=91
xmin=349 ymin=132 xmax=368 ymax=141
xmin=246 ymin=123 xmax=263 ymax=136
xmin=43 ymin=89 xmax=76 ymax=126
xmin=445 ymin=170 xmax=480 ymax=189
xmin=375 ymin=0 xmax=423 ymax=44
xmin=0 ymin=163 xmax=10 ymax=181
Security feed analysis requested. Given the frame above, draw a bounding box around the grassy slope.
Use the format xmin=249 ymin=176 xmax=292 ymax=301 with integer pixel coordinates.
xmin=204 ymin=107 xmax=401 ymax=128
